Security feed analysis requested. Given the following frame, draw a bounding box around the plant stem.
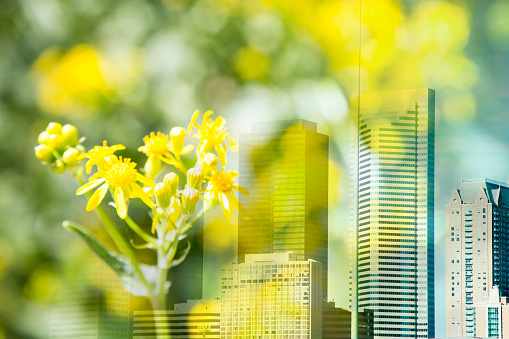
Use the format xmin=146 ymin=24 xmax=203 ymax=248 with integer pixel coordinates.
xmin=125 ymin=215 xmax=158 ymax=245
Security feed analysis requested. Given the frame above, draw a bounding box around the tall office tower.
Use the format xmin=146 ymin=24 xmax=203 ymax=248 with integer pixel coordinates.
xmin=445 ymin=178 xmax=509 ymax=337
xmin=349 ymin=89 xmax=435 ymax=338
xmin=168 ymin=219 xmax=203 ymax=308
xmin=220 ymin=253 xmax=323 ymax=338
xmin=238 ymin=120 xmax=329 ymax=297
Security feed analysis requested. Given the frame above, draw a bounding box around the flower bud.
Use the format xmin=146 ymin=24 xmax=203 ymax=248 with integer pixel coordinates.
xmin=34 ymin=144 xmax=54 ymax=164
xmin=154 ymin=182 xmax=173 ymax=209
xmin=186 ymin=168 xmax=204 ymax=189
xmin=38 ymin=130 xmax=50 ymax=145
xmin=50 ymin=159 xmax=66 ymax=174
xmin=170 ymin=127 xmax=186 ymax=153
xmin=61 ymin=124 xmax=79 ymax=147
xmin=46 ymin=122 xmax=62 ymax=134
xmin=163 ymin=172 xmax=179 ymax=196
xmin=62 ymin=148 xmax=80 ymax=167
xmin=181 ymin=188 xmax=199 ymax=216
xmin=47 ymin=133 xmax=66 ymax=152
xmin=203 ymin=153 xmax=218 ymax=174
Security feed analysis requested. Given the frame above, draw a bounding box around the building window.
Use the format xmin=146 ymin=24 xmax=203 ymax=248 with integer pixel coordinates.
xmin=488 ymin=307 xmax=499 ymax=337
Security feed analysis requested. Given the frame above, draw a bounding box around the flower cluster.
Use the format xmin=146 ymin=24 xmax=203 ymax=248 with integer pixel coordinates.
xmin=34 ymin=122 xmax=84 ymax=174
xmin=34 ymin=111 xmax=248 ymax=308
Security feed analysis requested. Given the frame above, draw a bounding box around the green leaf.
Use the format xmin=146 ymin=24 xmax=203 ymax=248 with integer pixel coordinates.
xmin=63 ymin=220 xmax=154 ymax=296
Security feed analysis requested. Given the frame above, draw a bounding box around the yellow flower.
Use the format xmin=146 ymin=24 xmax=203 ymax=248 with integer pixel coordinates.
xmin=31 ymin=45 xmax=113 ymax=116
xmin=78 ymin=140 xmax=126 ymax=173
xmin=206 ymin=169 xmax=248 ymax=221
xmin=169 ymin=127 xmax=194 ymax=156
xmin=187 ymin=110 xmax=237 ymax=166
xmin=76 ymin=156 xmax=154 ymax=219
xmin=138 ymin=132 xmax=181 ymax=176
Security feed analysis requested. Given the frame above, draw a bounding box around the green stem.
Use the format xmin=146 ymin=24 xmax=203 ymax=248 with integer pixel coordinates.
xmin=181 ymin=208 xmax=205 ymax=234
xmin=125 ymin=215 xmax=159 ymax=246
xmin=156 ymin=265 xmax=169 ymax=311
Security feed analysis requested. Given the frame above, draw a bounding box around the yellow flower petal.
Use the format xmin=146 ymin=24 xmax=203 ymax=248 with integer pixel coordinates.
xmin=234 ymin=185 xmax=249 ymax=196
xmin=219 ymin=192 xmax=232 ymax=221
xmin=203 ymin=110 xmax=213 ymax=124
xmin=151 ymin=211 xmax=160 ymax=233
xmin=76 ymin=178 xmax=106 ymax=195
xmin=180 ymin=144 xmax=195 ymax=155
xmin=129 ymin=182 xmax=154 ymax=208
xmin=159 ymin=154 xmax=179 ymax=166
xmin=226 ymin=135 xmax=237 ymax=151
xmin=227 ymin=191 xmax=249 ymax=219
xmin=114 ymin=187 xmax=127 ymax=219
xmin=212 ymin=116 xmax=226 ymax=130
xmin=215 ymin=144 xmax=227 ymax=166
xmin=136 ymin=173 xmax=155 ymax=188
xmin=169 ymin=197 xmax=181 ymax=224
xmin=85 ymin=182 xmax=109 ymax=211
xmin=189 ymin=110 xmax=200 ymax=132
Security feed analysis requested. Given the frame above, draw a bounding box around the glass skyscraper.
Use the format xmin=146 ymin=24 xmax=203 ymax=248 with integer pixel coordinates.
xmin=238 ymin=120 xmax=329 ymax=297
xmin=349 ymin=89 xmax=435 ymax=338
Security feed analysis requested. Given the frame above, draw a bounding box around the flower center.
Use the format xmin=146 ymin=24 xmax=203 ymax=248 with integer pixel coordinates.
xmin=202 ymin=123 xmax=225 ymax=145
xmin=104 ymin=161 xmax=138 ymax=188
xmin=143 ymin=133 xmax=170 ymax=156
xmin=212 ymin=171 xmax=234 ymax=193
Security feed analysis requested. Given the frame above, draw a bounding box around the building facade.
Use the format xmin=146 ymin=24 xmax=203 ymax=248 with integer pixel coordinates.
xmin=238 ymin=120 xmax=329 ymax=297
xmin=220 ymin=253 xmax=322 ymax=338
xmin=349 ymin=89 xmax=435 ymax=338
xmin=473 ymin=286 xmax=509 ymax=338
xmin=446 ymin=178 xmax=509 ymax=337
xmin=133 ymin=299 xmax=220 ymax=339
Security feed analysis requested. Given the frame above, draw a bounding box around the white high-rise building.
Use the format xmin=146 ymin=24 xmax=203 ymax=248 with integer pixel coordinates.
xmin=349 ymin=89 xmax=435 ymax=338
xmin=446 ymin=178 xmax=509 ymax=337
xmin=220 ymin=252 xmax=322 ymax=338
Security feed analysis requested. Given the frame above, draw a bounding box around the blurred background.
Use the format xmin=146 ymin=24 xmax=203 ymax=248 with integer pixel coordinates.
xmin=2 ymin=0 xmax=509 ymax=337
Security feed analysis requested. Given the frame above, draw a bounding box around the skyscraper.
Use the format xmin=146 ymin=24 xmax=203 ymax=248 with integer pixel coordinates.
xmin=445 ymin=178 xmax=509 ymax=337
xmin=349 ymin=89 xmax=435 ymax=338
xmin=238 ymin=120 xmax=329 ymax=297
